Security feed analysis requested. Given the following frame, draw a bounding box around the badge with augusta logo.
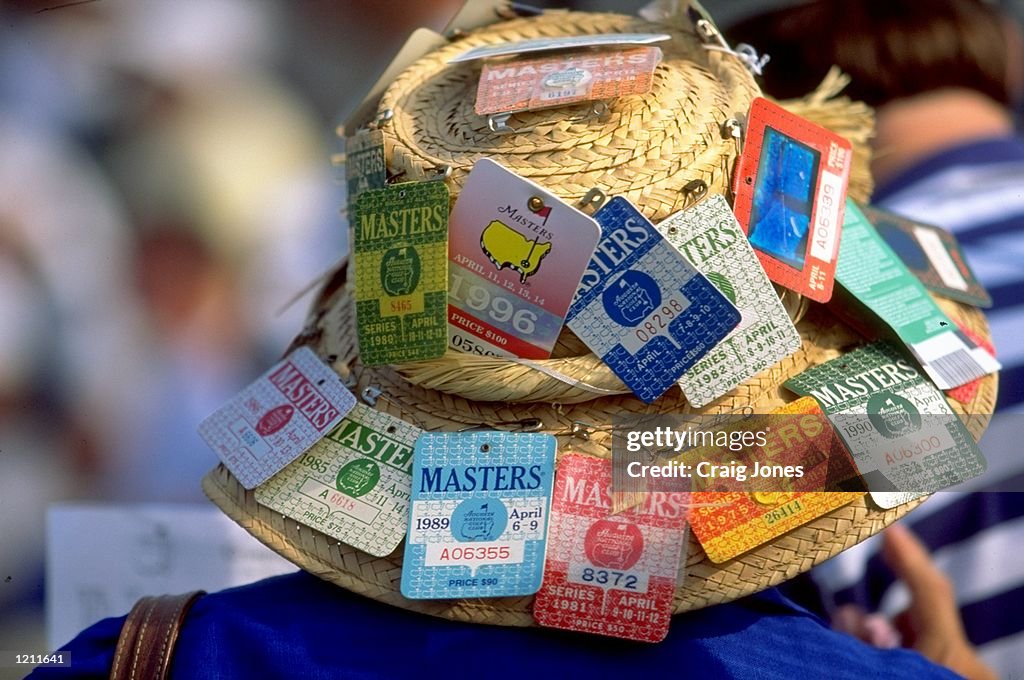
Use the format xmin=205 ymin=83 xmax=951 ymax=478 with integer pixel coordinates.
xmin=657 ymin=195 xmax=801 ymax=407
xmin=255 ymin=404 xmax=418 ymax=557
xmin=400 ymin=431 xmax=556 ymax=599
xmin=566 ymin=196 xmax=741 ymax=404
xmin=687 ymin=398 xmax=863 ymax=563
xmin=198 ymin=347 xmax=356 ymax=489
xmin=533 ymin=455 xmax=688 ymax=642
xmin=784 ymin=342 xmax=986 ymax=509
xmin=446 ymin=158 xmax=600 ymax=359
xmin=473 ymin=46 xmax=662 ymax=116
xmin=353 ymin=181 xmax=450 ymax=365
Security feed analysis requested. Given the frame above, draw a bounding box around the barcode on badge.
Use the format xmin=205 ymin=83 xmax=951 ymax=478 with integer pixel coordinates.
xmin=910 ymin=332 xmax=1000 ymax=390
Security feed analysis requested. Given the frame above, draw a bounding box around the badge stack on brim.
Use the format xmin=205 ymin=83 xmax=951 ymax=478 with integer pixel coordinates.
xmin=202 ymin=7 xmax=998 ymax=630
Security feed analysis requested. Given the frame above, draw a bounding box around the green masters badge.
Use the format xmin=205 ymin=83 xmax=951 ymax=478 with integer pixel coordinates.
xmin=345 ymin=128 xmax=386 ymax=201
xmin=353 ymin=180 xmax=450 ymax=365
xmin=785 ymin=342 xmax=985 ymax=509
xmin=834 ymin=201 xmax=999 ymax=389
xmin=255 ymin=404 xmax=418 ymax=557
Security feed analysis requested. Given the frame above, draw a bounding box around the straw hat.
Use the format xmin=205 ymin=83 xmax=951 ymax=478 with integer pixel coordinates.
xmin=203 ymin=9 xmax=997 ymax=626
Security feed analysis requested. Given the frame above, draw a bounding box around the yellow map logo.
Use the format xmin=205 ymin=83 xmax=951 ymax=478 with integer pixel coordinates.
xmin=480 ymin=220 xmax=552 ymax=284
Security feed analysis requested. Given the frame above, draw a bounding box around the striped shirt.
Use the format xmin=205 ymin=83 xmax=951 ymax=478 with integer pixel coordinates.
xmin=809 ymin=135 xmax=1024 ymax=678
xmin=879 ymin=137 xmax=1024 ymax=411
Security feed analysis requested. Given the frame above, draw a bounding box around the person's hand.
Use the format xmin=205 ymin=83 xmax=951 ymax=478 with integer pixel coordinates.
xmin=882 ymin=523 xmax=997 ymax=679
xmin=833 ymin=524 xmax=997 ymax=680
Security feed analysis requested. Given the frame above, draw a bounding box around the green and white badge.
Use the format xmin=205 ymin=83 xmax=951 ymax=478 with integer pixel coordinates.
xmin=353 ymin=181 xmax=450 ymax=366
xmin=785 ymin=342 xmax=986 ymax=509
xmin=835 ymin=201 xmax=999 ymax=389
xmin=658 ymin=195 xmax=801 ymax=407
xmin=256 ymin=404 xmax=418 ymax=557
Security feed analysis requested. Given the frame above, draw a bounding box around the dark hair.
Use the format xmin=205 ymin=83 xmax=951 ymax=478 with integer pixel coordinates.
xmin=726 ymin=0 xmax=1013 ymax=107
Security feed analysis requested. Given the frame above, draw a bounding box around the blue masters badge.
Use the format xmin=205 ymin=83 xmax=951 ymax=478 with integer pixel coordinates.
xmin=400 ymin=431 xmax=556 ymax=599
xmin=566 ymin=197 xmax=741 ymax=403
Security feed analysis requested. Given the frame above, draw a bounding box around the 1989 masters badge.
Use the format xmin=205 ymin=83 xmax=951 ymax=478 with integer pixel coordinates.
xmin=400 ymin=431 xmax=556 ymax=599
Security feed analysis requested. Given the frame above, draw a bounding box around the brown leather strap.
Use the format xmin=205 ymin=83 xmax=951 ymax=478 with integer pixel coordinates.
xmin=110 ymin=591 xmax=204 ymax=680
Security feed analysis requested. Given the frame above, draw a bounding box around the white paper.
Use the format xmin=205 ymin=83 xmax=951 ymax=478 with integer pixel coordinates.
xmin=46 ymin=504 xmax=295 ymax=648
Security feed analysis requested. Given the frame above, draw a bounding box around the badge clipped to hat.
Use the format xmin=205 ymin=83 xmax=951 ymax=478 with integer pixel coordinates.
xmin=199 ymin=0 xmax=998 ymax=643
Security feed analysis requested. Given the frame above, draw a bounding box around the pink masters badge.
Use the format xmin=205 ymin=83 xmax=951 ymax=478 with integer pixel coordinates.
xmin=447 ymin=159 xmax=600 ymax=358
xmin=198 ymin=347 xmax=356 ymax=489
xmin=533 ymin=454 xmax=689 ymax=642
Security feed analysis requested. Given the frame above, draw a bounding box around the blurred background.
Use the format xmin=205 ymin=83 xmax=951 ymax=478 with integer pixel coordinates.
xmin=0 ymin=0 xmax=482 ymax=654
xmin=1 ymin=0 xmax=1022 ymax=668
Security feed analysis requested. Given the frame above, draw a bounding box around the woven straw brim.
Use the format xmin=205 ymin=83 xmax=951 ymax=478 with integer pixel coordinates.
xmin=382 ymin=11 xmax=755 ymax=220
xmin=203 ymin=263 xmax=997 ymax=625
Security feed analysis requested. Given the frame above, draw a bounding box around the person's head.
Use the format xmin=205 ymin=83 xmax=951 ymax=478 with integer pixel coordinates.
xmin=726 ymin=0 xmax=1023 ymax=110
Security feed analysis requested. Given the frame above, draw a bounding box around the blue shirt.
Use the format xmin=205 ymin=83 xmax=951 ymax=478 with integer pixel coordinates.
xmin=31 ymin=571 xmax=958 ymax=680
